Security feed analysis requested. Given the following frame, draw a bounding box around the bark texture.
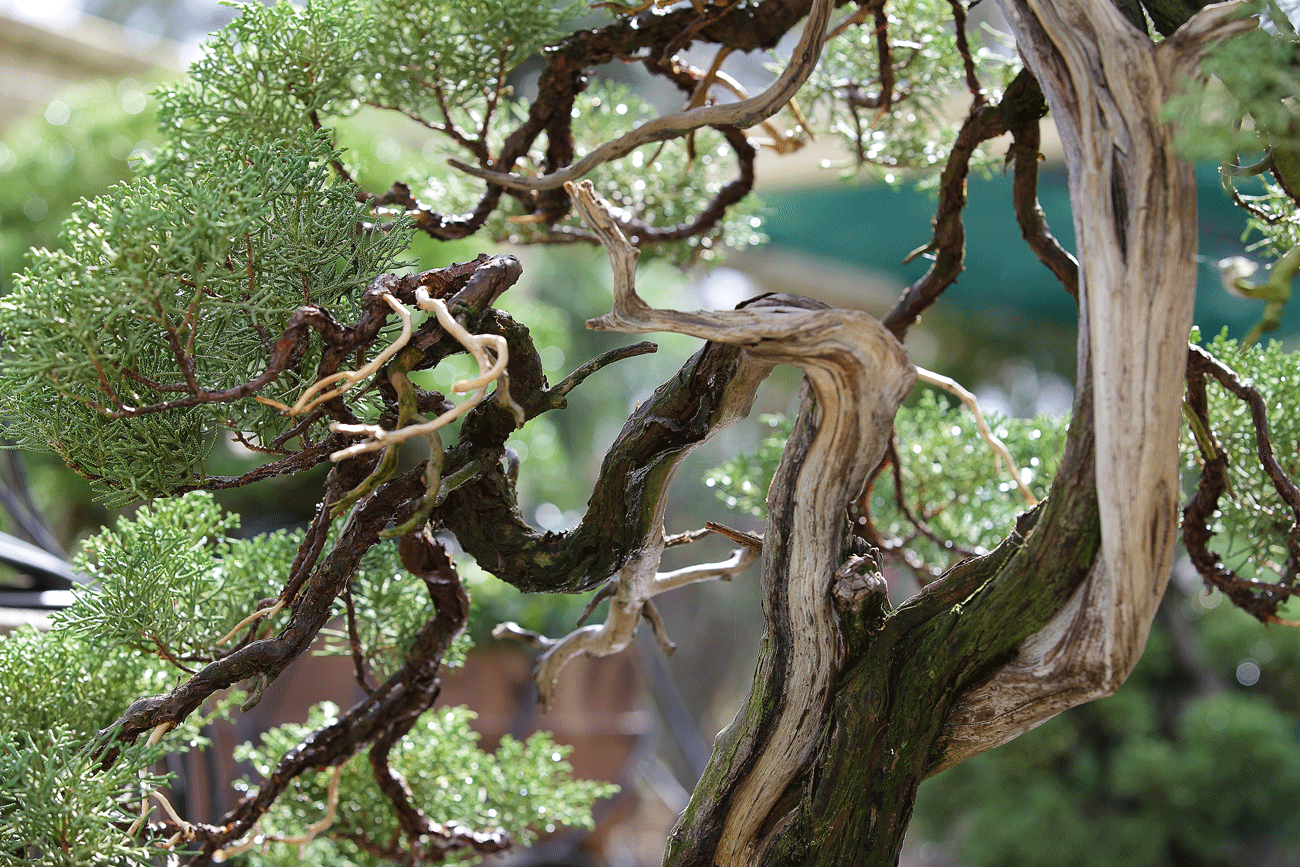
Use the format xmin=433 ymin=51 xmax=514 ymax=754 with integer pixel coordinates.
xmin=942 ymin=0 xmax=1254 ymax=763
xmin=658 ymin=4 xmax=1253 ymax=866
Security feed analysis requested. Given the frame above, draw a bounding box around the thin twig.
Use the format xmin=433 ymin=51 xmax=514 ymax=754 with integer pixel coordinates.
xmin=947 ymin=0 xmax=985 ymax=102
xmin=547 ymin=342 xmax=658 ymax=400
xmin=341 ymin=580 xmax=374 ymax=695
xmin=705 ymin=520 xmax=764 ymax=552
xmin=886 ymin=438 xmax=980 ymax=564
xmin=329 ymin=295 xmax=515 ymax=461
xmin=214 ymin=600 xmax=285 ymax=648
xmin=1007 ymin=85 xmax=1078 ymax=297
xmin=916 ymin=367 xmax=1039 ymax=505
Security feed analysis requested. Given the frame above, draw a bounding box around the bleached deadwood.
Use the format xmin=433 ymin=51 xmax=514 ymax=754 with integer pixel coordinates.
xmin=915 ymin=366 xmax=1038 ymax=506
xmin=571 ymin=179 xmax=916 ymax=865
xmin=330 ymin=293 xmax=515 ymax=461
xmin=940 ymin=0 xmax=1255 ymax=768
xmin=526 ymin=546 xmax=759 ymax=709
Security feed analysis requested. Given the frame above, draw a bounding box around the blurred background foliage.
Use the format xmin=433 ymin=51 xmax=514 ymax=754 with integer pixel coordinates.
xmin=2 ymin=1 xmax=1300 ymax=866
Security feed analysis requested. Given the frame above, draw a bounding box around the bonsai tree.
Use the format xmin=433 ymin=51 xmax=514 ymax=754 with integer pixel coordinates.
xmin=2 ymin=0 xmax=1299 ymax=865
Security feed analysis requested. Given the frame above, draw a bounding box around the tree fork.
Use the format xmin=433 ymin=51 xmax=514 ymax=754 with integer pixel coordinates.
xmin=661 ymin=5 xmax=1255 ymax=866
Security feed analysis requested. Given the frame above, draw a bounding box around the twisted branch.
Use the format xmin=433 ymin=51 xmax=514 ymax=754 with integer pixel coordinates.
xmin=572 ymin=178 xmax=916 ymax=865
xmin=1182 ymin=344 xmax=1300 ymax=620
xmin=330 ymin=294 xmax=516 ymax=461
xmin=449 ymin=0 xmax=834 ymax=192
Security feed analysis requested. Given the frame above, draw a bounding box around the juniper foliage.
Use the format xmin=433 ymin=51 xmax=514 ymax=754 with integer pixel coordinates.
xmin=1 ymin=0 xmax=1300 ymax=865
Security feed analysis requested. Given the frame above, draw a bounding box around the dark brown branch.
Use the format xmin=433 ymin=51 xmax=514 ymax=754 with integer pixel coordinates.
xmin=270 ymin=408 xmax=326 ymax=450
xmin=1008 ymin=97 xmax=1079 ymax=297
xmin=362 ymin=535 xmax=512 ymax=862
xmin=1182 ymin=345 xmax=1300 ymax=620
xmin=1221 ymin=167 xmax=1285 ymax=225
xmin=1193 ymin=345 xmax=1300 ymax=517
xmin=618 ymin=56 xmax=759 ymax=247
xmin=874 ymin=4 xmax=896 ymax=111
xmin=882 ymin=68 xmax=1051 ymax=338
xmin=231 ymin=430 xmax=292 ymax=456
xmin=880 ymin=105 xmax=986 ymax=339
xmin=624 ymin=127 xmax=758 ymax=246
xmin=97 ymin=305 xmax=350 ymax=419
xmin=705 ymin=520 xmax=764 ymax=552
xmin=1180 ymin=356 xmax=1264 ymax=615
xmin=103 ymin=467 xmax=428 ymax=747
xmin=170 ymin=440 xmax=342 ymax=494
xmin=440 ymin=338 xmax=759 ymax=593
xmin=547 ymin=341 xmax=658 ymax=401
xmin=119 ymin=366 xmax=192 ymax=394
xmin=947 ymin=0 xmax=985 ymax=101
xmin=181 ymin=535 xmax=509 ymax=865
xmin=282 ymin=500 xmax=336 ymax=608
xmin=342 ymin=581 xmax=376 ymax=695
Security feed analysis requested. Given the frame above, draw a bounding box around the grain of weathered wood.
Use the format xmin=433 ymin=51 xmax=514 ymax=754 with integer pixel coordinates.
xmin=938 ymin=0 xmax=1254 ymax=765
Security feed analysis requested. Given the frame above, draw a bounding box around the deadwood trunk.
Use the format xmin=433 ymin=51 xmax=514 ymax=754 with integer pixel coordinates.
xmin=661 ymin=3 xmax=1253 ymax=866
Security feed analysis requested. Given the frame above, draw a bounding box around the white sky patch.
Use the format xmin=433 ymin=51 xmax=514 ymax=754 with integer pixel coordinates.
xmin=0 ymin=0 xmax=83 ymax=27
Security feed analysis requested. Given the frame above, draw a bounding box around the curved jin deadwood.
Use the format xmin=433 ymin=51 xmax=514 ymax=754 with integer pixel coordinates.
xmin=938 ymin=1 xmax=1256 ymax=764
xmin=571 ymin=179 xmax=917 ymax=865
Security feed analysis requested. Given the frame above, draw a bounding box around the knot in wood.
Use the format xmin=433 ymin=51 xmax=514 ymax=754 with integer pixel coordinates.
xmin=832 ymin=555 xmax=888 ymax=618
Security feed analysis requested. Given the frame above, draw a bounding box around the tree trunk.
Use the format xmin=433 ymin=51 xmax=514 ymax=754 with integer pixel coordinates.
xmin=657 ymin=4 xmax=1253 ymax=866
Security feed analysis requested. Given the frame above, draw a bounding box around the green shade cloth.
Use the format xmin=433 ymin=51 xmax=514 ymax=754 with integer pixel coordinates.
xmin=762 ymin=164 xmax=1295 ymax=338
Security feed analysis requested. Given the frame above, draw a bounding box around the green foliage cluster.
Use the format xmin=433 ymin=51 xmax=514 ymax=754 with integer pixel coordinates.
xmin=1166 ymin=2 xmax=1300 ymax=264
xmin=705 ymin=413 xmax=789 ymax=518
xmin=1165 ymin=2 xmax=1300 ymax=164
xmin=320 ymin=535 xmax=474 ymax=677
xmin=1237 ymin=176 xmax=1300 ymax=257
xmin=883 ymin=390 xmax=1065 ymax=562
xmin=363 ymin=0 xmax=581 ymax=121
xmin=795 ymin=0 xmax=1017 ymax=183
xmin=155 ymin=0 xmax=757 ymax=265
xmin=58 ymin=492 xmax=287 ymax=661
xmin=0 ymin=621 xmax=214 ymax=866
xmin=913 ymin=597 xmax=1300 ymax=866
xmin=0 ymin=726 xmax=170 ymax=867
xmin=156 ymin=0 xmax=577 ymax=142
xmin=500 ymin=81 xmax=768 ymax=264
xmin=707 ymin=390 xmax=1068 ymax=572
xmin=0 ymin=492 xmax=614 ymax=863
xmin=45 ymin=489 xmax=558 ymax=677
xmin=231 ymin=703 xmax=617 ymax=867
xmin=0 ymin=131 xmax=412 ymax=504
xmin=1186 ymin=329 xmax=1300 ymax=585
